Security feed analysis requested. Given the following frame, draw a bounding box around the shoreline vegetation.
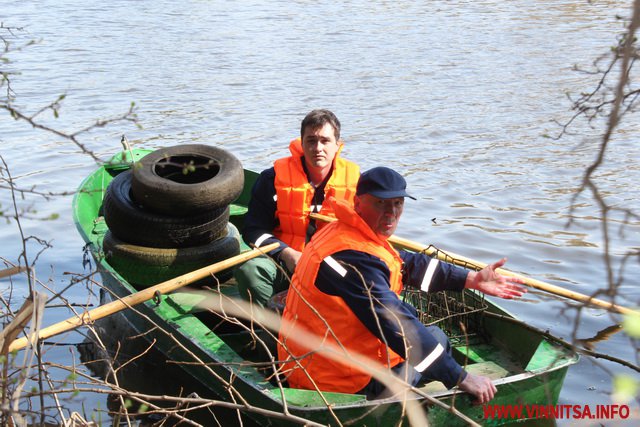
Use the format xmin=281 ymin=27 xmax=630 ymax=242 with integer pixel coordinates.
xmin=2 ymin=8 xmax=639 ymax=426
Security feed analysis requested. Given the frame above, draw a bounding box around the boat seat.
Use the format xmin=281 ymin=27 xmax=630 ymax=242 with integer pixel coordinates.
xmin=419 ymin=361 xmax=510 ymax=393
xmin=464 ymin=360 xmax=510 ymax=379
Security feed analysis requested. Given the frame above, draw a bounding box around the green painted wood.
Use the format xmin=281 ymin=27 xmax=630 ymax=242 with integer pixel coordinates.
xmin=526 ymin=340 xmax=569 ymax=372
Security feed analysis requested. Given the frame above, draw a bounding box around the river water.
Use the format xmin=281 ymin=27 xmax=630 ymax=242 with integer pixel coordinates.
xmin=1 ymin=0 xmax=639 ymax=425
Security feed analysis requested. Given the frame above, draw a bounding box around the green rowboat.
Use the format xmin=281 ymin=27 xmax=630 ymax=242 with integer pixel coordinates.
xmin=72 ymin=148 xmax=579 ymax=426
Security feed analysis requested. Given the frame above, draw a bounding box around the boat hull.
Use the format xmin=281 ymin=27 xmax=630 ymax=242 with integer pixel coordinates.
xmin=73 ymin=149 xmax=578 ymax=426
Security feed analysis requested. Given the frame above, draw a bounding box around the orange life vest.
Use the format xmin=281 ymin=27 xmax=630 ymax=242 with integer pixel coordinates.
xmin=273 ymin=138 xmax=360 ymax=251
xmin=278 ymin=198 xmax=405 ymax=393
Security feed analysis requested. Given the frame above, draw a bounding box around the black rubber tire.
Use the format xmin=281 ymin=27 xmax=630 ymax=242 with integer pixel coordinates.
xmin=102 ymin=223 xmax=241 ymax=288
xmin=131 ymin=144 xmax=244 ymax=216
xmin=103 ymin=170 xmax=230 ymax=248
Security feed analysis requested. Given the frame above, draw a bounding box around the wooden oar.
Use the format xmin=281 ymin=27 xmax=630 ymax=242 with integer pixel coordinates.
xmin=0 ymin=265 xmax=28 ymax=279
xmin=311 ymin=213 xmax=637 ymax=316
xmin=9 ymin=242 xmax=279 ymax=352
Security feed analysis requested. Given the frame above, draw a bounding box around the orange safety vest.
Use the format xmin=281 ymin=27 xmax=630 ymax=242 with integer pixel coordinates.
xmin=278 ymin=198 xmax=405 ymax=393
xmin=273 ymin=138 xmax=360 ymax=251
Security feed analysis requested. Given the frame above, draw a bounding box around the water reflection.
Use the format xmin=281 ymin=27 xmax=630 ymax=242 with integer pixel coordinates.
xmin=78 ymin=317 xmax=261 ymax=427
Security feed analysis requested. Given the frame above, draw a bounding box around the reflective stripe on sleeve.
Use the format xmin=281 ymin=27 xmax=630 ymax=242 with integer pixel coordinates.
xmin=414 ymin=343 xmax=445 ymax=373
xmin=420 ymin=258 xmax=439 ymax=292
xmin=254 ymin=233 xmax=273 ymax=248
xmin=323 ymin=256 xmax=347 ymax=278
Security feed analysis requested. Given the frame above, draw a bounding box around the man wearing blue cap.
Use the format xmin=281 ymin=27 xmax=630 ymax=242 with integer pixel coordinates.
xmin=278 ymin=166 xmax=526 ymax=404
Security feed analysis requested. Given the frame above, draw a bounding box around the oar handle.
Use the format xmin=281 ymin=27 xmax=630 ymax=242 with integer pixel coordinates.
xmin=9 ymin=242 xmax=279 ymax=352
xmin=0 ymin=266 xmax=28 ymax=279
xmin=418 ymin=245 xmax=636 ymax=316
xmin=310 ymin=213 xmax=637 ymax=316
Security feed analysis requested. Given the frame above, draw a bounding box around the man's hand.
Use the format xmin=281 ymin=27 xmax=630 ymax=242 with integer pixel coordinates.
xmin=280 ymin=247 xmax=302 ymax=273
xmin=465 ymin=258 xmax=527 ymax=299
xmin=458 ymin=373 xmax=497 ymax=404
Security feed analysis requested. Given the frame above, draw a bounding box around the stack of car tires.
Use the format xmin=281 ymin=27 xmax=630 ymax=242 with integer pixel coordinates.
xmin=101 ymin=144 xmax=245 ymax=288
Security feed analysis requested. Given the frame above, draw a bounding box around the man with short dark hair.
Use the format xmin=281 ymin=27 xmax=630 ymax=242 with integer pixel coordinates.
xmin=235 ymin=109 xmax=360 ymax=307
xmin=278 ymin=166 xmax=526 ymax=403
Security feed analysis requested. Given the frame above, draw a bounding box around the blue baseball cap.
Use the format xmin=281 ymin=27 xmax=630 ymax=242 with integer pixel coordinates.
xmin=356 ymin=167 xmax=416 ymax=200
